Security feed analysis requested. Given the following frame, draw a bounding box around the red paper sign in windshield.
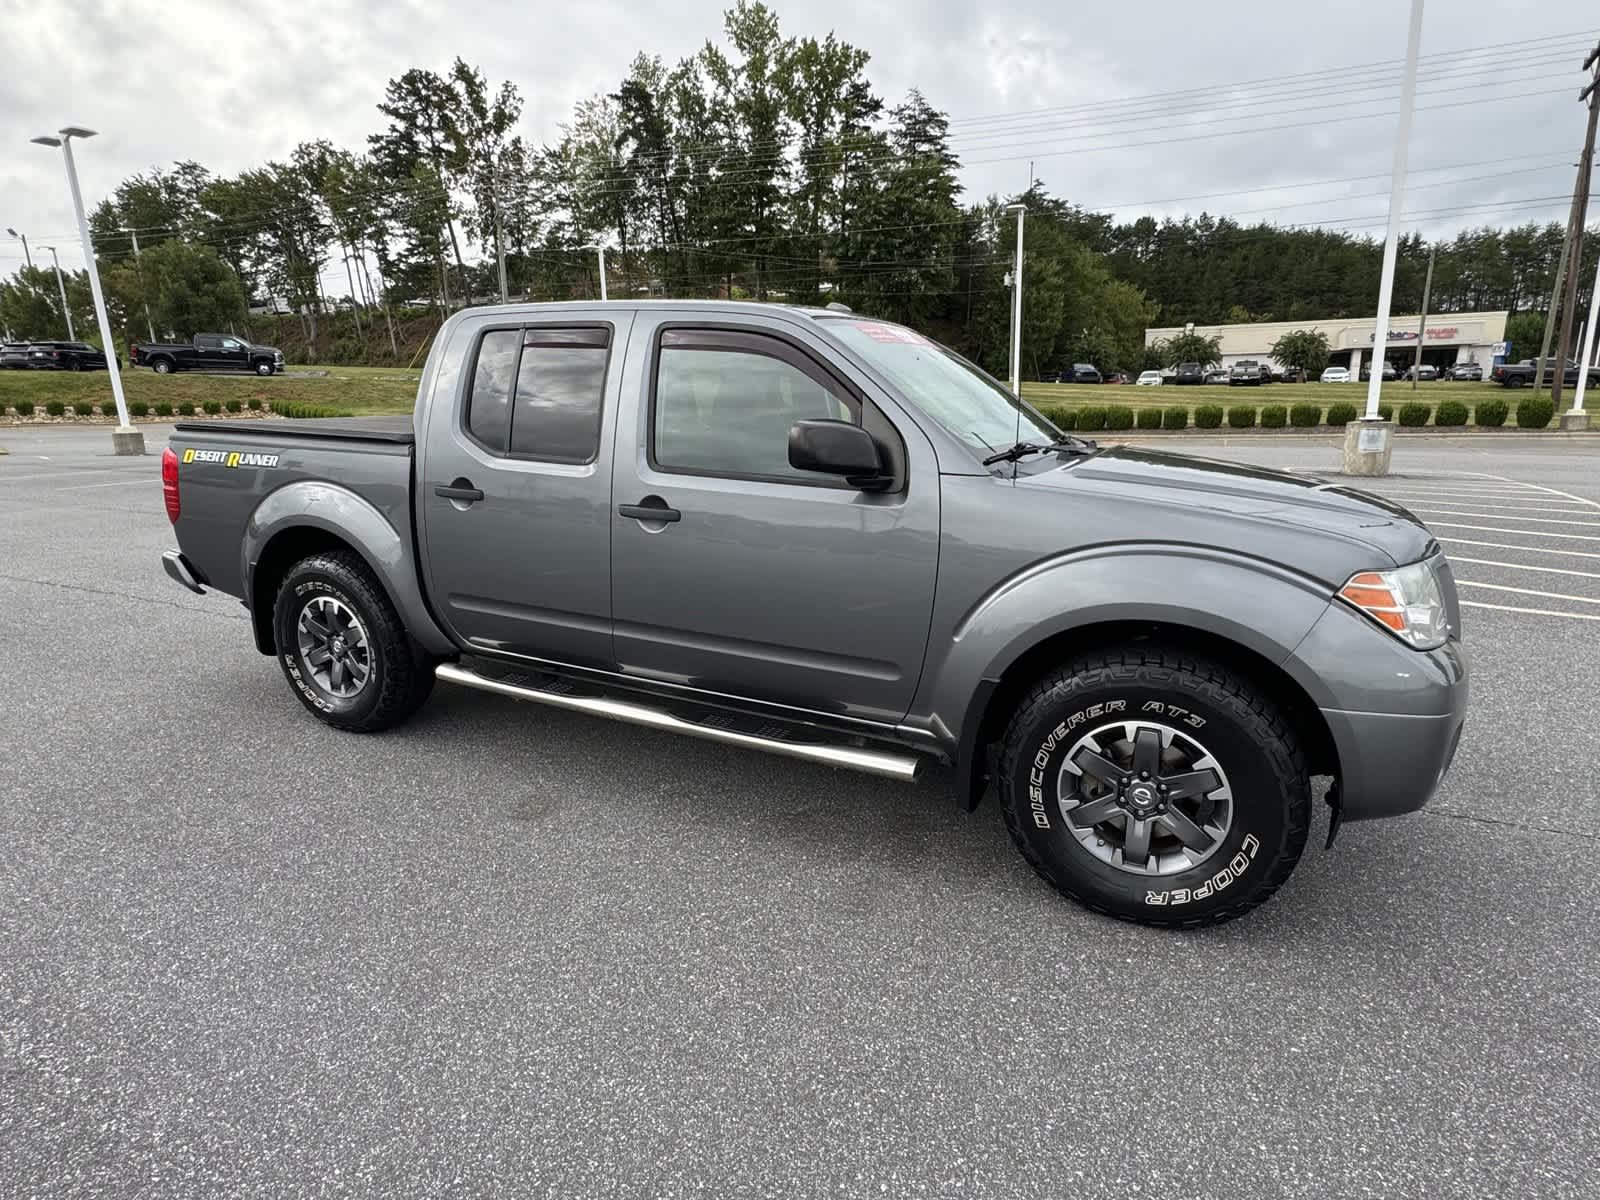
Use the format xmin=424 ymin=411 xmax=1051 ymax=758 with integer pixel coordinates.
xmin=852 ymin=321 xmax=928 ymax=345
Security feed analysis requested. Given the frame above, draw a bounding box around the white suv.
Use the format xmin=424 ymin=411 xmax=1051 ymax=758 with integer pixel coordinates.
xmin=1320 ymin=366 xmax=1352 ymax=383
xmin=1136 ymin=370 xmax=1163 ymax=386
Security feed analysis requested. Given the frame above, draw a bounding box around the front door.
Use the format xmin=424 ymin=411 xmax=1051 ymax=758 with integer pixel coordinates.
xmin=217 ymin=336 xmax=251 ymax=370
xmin=609 ymin=313 xmax=940 ymax=727
xmin=419 ymin=312 xmax=633 ymax=668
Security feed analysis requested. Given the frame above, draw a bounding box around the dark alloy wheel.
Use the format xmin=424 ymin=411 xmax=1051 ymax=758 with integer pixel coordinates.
xmin=272 ymin=550 xmax=435 ymax=732
xmin=999 ymin=645 xmax=1312 ymax=927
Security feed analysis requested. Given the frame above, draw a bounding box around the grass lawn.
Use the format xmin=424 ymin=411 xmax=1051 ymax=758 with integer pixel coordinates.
xmin=0 ymin=365 xmax=420 ymax=417
xmin=1021 ymin=380 xmax=1502 ymax=411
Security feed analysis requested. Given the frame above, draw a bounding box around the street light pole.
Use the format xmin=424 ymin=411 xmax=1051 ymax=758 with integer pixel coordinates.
xmin=121 ymin=226 xmax=156 ymax=343
xmin=5 ymin=227 xmax=31 ymax=269
xmin=38 ymin=245 xmax=74 ymax=339
xmin=33 ymin=127 xmax=141 ymax=454
xmin=582 ymin=244 xmax=607 ymax=301
xmin=1566 ymin=248 xmax=1600 ymax=422
xmin=1005 ymin=203 xmax=1027 ymax=397
xmin=493 ymin=157 xmax=508 ymax=305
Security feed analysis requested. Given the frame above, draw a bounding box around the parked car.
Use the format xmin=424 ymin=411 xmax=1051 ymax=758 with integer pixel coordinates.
xmin=1489 ymin=359 xmax=1600 ymax=389
xmin=130 ymin=332 xmax=284 ymax=376
xmin=1402 ymin=364 xmax=1439 ymax=382
xmin=1359 ymin=362 xmax=1398 ymax=382
xmin=1061 ymin=363 xmax=1103 ymax=384
xmin=1 ymin=342 xmax=35 ymax=369
xmin=159 ymin=299 xmax=1468 ymax=929
xmin=1276 ymin=367 xmax=1307 ymax=384
xmin=1173 ymin=361 xmax=1206 ymax=385
xmin=1204 ymin=367 xmax=1232 ymax=384
xmin=1444 ymin=362 xmax=1483 ymax=382
xmin=1103 ymin=370 xmax=1130 ymax=385
xmin=1135 ymin=370 xmax=1163 ymax=386
xmin=1321 ymin=366 xmax=1352 ymax=383
xmin=1228 ymin=360 xmax=1264 ymax=387
xmin=23 ymin=340 xmax=113 ymax=370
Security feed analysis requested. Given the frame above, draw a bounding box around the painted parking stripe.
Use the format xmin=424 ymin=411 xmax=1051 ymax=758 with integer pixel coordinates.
xmin=0 ymin=468 xmax=145 ymax=484
xmin=1436 ymin=537 xmax=1600 ymax=561
xmin=53 ymin=478 xmax=160 ymax=491
xmin=1448 ymin=556 xmax=1600 ymax=581
xmin=1410 ymin=501 xmax=1600 ymax=515
xmin=1425 ymin=521 xmax=1600 ymax=543
xmin=1409 ymin=507 xmax=1600 ymax=527
xmin=1459 ymin=600 xmax=1600 ymax=623
xmin=1456 ymin=580 xmax=1600 ymax=605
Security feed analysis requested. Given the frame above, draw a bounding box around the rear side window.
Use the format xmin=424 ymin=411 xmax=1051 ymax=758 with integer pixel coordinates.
xmin=466 ymin=330 xmax=520 ymax=453
xmin=465 ymin=326 xmax=610 ymax=462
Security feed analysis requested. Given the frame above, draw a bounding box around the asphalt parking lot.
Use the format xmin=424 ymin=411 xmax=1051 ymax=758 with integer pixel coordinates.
xmin=2 ymin=424 xmax=1597 ymax=1199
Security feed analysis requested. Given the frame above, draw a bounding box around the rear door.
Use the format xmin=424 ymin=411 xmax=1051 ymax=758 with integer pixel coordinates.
xmin=608 ymin=311 xmax=940 ymax=726
xmin=418 ymin=310 xmax=633 ymax=668
xmin=193 ymin=333 xmax=223 ymax=370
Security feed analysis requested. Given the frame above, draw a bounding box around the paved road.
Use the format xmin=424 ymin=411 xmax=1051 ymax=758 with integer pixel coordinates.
xmin=2 ymin=426 xmax=1597 ymax=1198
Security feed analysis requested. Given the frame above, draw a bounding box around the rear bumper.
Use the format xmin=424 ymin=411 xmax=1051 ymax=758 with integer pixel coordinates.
xmin=162 ymin=550 xmax=206 ymax=595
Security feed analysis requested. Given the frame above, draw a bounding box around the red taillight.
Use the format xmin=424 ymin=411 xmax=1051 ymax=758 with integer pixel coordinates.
xmin=161 ymin=447 xmax=180 ymax=523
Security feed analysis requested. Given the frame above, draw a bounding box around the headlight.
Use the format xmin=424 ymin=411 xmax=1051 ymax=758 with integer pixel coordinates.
xmin=1338 ymin=560 xmax=1450 ymax=650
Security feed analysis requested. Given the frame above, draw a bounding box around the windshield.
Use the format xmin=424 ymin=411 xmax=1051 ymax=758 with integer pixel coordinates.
xmin=820 ymin=318 xmax=1057 ymax=458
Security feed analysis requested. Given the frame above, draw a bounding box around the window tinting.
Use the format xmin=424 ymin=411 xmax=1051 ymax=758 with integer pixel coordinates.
xmin=654 ymin=336 xmax=854 ymax=481
xmin=509 ymin=328 xmax=610 ymax=462
xmin=466 ymin=329 xmax=520 ymax=452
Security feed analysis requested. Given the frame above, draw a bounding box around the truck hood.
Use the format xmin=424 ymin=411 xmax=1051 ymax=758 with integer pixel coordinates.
xmin=1019 ymin=445 xmax=1436 ymax=572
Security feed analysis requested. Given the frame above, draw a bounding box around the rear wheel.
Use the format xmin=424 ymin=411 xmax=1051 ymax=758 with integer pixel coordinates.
xmin=272 ymin=550 xmax=435 ymax=732
xmin=152 ymin=358 xmax=173 ymax=375
xmin=1504 ymin=375 xmax=1524 ymax=389
xmin=999 ymin=645 xmax=1311 ymax=928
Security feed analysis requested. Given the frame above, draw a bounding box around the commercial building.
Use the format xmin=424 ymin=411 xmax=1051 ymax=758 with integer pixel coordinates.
xmin=1145 ymin=310 xmax=1509 ymax=375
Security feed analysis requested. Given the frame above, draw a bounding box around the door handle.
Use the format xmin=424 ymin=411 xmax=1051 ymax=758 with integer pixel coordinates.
xmin=618 ymin=497 xmax=681 ymax=523
xmin=435 ymin=481 xmax=485 ymax=503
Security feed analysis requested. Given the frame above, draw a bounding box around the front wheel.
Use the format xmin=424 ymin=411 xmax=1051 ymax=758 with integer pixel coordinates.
xmin=272 ymin=550 xmax=435 ymax=732
xmin=256 ymin=361 xmax=275 ymax=376
xmin=999 ymin=645 xmax=1311 ymax=928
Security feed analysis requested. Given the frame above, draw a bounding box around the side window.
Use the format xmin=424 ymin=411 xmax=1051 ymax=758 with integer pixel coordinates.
xmin=465 ymin=329 xmax=520 ymax=453
xmin=509 ymin=328 xmax=610 ymax=463
xmin=653 ymin=329 xmax=855 ymax=482
xmin=195 ymin=335 xmax=219 ymax=349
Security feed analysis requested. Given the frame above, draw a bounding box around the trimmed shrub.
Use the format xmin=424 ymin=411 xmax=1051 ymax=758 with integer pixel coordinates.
xmin=202 ymin=400 xmax=222 ymax=415
xmin=46 ymin=400 xmax=66 ymax=417
xmin=1194 ymin=404 xmax=1224 ymax=429
xmin=1325 ymin=402 xmax=1359 ymax=427
xmin=226 ymin=399 xmax=243 ymax=413
xmin=1051 ymin=407 xmax=1078 ymax=431
xmin=153 ymin=402 xmax=174 ymax=417
xmin=1289 ymin=403 xmax=1321 ymax=428
xmin=1515 ymin=396 xmax=1555 ymax=429
xmin=128 ymin=400 xmax=149 ymax=418
xmin=247 ymin=397 xmax=263 ymax=411
xmin=1227 ymin=404 xmax=1257 ymax=429
xmin=72 ymin=401 xmax=94 ymax=416
xmin=1136 ymin=406 xmax=1163 ymax=429
xmin=176 ymin=402 xmax=196 ymax=417
xmin=1377 ymin=403 xmax=1394 ymax=421
xmin=1474 ymin=398 xmax=1509 ymax=428
xmin=1434 ymin=399 xmax=1469 ymax=427
xmin=1077 ymin=405 xmax=1108 ymax=432
xmin=1259 ymin=404 xmax=1287 ymax=428
xmin=1162 ymin=406 xmax=1188 ymax=430
xmin=1398 ymin=402 xmax=1431 ymax=427
xmin=14 ymin=400 xmax=35 ymax=416
xmin=273 ymin=402 xmax=343 ymax=419
xmin=1104 ymin=405 xmax=1136 ymax=431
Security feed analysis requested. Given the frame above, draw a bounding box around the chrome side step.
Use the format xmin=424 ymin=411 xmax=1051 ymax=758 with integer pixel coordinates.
xmin=435 ymin=662 xmax=922 ymax=782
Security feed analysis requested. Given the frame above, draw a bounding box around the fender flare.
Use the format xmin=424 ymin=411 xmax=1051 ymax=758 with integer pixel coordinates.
xmin=242 ymin=480 xmax=454 ymax=657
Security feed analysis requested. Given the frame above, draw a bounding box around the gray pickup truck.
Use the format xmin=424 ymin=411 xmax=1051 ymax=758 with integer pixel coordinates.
xmin=160 ymin=301 xmax=1467 ymax=927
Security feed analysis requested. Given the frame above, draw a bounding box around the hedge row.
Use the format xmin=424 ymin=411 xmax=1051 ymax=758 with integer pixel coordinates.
xmin=1033 ymin=398 xmax=1553 ymax=431
xmin=2 ymin=396 xmax=313 ymax=420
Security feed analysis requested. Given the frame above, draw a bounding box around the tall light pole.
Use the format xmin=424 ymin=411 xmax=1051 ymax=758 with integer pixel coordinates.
xmin=37 ymin=245 xmax=74 ymax=339
xmin=33 ymin=127 xmax=141 ymax=455
xmin=1565 ymin=250 xmax=1600 ymax=424
xmin=492 ymin=157 xmax=508 ymax=305
xmin=5 ymin=226 xmax=31 ymax=269
xmin=1347 ymin=0 xmax=1423 ymax=477
xmin=582 ymin=243 xmax=607 ymax=301
xmin=1005 ymin=203 xmax=1026 ymax=397
xmin=121 ymin=226 xmax=157 ymax=343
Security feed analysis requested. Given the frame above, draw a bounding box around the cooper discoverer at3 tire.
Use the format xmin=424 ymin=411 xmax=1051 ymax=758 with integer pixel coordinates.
xmin=999 ymin=645 xmax=1311 ymax=928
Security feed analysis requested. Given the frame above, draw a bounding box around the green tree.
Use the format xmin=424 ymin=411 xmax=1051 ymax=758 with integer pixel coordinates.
xmin=130 ymin=241 xmax=246 ymax=337
xmin=1157 ymin=331 xmax=1223 ymax=368
xmin=0 ymin=265 xmax=92 ymax=340
xmin=1504 ymin=310 xmax=1546 ymax=361
xmin=1269 ymin=328 xmax=1331 ymax=375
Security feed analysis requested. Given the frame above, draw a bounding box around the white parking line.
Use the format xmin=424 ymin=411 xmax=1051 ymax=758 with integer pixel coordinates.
xmin=1456 ymin=580 xmax=1600 ymax=605
xmin=1413 ymin=501 xmax=1600 ymax=515
xmin=1426 ymin=521 xmax=1600 ymax=543
xmin=1409 ymin=507 xmax=1600 ymax=527
xmin=1449 ymin=556 xmax=1600 ymax=580
xmin=1436 ymin=537 xmax=1600 ymax=561
xmin=1460 ymin=600 xmax=1600 ymax=622
xmin=1368 ymin=489 xmax=1551 ymax=501
xmin=0 ymin=468 xmax=143 ymax=484
xmin=53 ymin=478 xmax=159 ymax=491
xmin=1477 ymin=473 xmax=1600 ymax=512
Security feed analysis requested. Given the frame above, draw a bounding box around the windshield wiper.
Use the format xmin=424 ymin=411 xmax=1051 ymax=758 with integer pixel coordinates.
xmin=981 ymin=435 xmax=1099 ymax=466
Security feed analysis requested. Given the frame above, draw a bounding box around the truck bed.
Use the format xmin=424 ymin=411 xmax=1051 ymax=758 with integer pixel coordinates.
xmin=172 ymin=415 xmax=414 ymax=443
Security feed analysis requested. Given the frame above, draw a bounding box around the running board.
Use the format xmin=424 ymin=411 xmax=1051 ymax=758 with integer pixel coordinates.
xmin=435 ymin=662 xmax=922 ymax=782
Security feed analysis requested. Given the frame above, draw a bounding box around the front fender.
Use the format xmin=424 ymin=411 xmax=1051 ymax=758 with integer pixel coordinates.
xmin=242 ymin=481 xmax=454 ymax=657
xmin=917 ymin=545 xmax=1342 ymax=751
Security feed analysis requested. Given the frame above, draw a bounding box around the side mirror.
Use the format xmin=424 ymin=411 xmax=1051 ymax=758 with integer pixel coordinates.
xmin=787 ymin=419 xmax=891 ymax=490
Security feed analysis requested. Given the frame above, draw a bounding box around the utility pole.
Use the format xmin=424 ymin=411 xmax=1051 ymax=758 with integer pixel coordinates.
xmin=1535 ymin=210 xmax=1575 ymax=392
xmin=38 ymin=245 xmax=74 ymax=339
xmin=1552 ymin=42 xmax=1600 ymax=419
xmin=121 ymin=226 xmax=156 ymax=343
xmin=582 ymin=244 xmax=607 ymax=301
xmin=1412 ymin=245 xmax=1436 ymax=391
xmin=1004 ymin=203 xmax=1027 ymax=397
xmin=493 ymin=157 xmax=508 ymax=305
xmin=5 ymin=227 xmax=31 ymax=268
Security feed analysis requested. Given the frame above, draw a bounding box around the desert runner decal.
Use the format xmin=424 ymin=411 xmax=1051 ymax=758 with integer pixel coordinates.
xmin=181 ymin=448 xmax=280 ymax=469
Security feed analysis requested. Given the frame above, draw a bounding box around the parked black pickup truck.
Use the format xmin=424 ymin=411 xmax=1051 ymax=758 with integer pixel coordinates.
xmin=130 ymin=332 xmax=284 ymax=376
xmin=1490 ymin=358 xmax=1600 ymax=389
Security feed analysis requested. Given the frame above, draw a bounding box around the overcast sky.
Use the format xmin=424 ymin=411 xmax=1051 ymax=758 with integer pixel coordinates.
xmin=2 ymin=0 xmax=1595 ymax=291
